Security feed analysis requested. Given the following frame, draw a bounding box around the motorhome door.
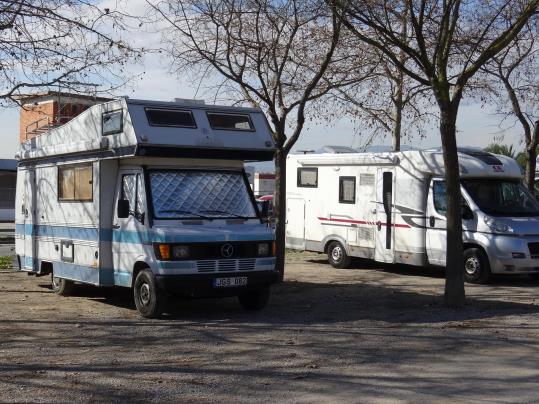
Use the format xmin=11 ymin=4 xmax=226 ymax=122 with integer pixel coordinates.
xmin=426 ymin=179 xmax=447 ymax=266
xmin=112 ymin=170 xmax=147 ymax=286
xmin=23 ymin=169 xmax=36 ymax=271
xmin=286 ymin=198 xmax=305 ymax=249
xmin=375 ymin=168 xmax=395 ymax=263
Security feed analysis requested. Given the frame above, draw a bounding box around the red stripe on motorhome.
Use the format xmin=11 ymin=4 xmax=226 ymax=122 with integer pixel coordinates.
xmin=318 ymin=217 xmax=411 ymax=229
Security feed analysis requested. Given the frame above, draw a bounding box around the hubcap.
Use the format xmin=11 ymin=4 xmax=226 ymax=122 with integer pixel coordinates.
xmin=52 ymin=277 xmax=60 ymax=290
xmin=140 ymin=283 xmax=151 ymax=306
xmin=332 ymin=246 xmax=343 ymax=263
xmin=465 ymin=257 xmax=480 ymax=276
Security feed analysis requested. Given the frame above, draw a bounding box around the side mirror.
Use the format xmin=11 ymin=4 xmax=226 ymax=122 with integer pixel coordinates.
xmin=461 ymin=205 xmax=474 ymax=220
xmin=260 ymin=201 xmax=269 ymax=218
xmin=117 ymin=199 xmax=130 ymax=218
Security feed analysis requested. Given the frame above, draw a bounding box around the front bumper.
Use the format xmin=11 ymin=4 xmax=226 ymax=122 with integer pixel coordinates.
xmin=155 ymin=270 xmax=279 ymax=298
xmin=481 ymin=234 xmax=539 ymax=274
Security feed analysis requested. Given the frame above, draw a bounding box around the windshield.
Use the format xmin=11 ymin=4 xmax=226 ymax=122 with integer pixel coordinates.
xmin=149 ymin=170 xmax=258 ymax=220
xmin=462 ymin=179 xmax=539 ymax=217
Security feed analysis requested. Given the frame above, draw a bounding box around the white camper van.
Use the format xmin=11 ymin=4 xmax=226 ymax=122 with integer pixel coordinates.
xmin=286 ymin=149 xmax=539 ymax=283
xmin=15 ymin=98 xmax=277 ymax=317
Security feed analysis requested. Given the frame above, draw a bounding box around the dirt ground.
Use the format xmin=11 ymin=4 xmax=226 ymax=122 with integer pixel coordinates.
xmin=1 ymin=251 xmax=539 ymax=403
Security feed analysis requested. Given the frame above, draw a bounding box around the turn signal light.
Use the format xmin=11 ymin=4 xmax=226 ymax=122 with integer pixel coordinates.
xmin=158 ymin=244 xmax=171 ymax=260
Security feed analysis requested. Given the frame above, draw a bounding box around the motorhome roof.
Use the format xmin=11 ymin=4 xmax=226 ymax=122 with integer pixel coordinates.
xmin=291 ymin=149 xmax=522 ymax=179
xmin=17 ymin=97 xmax=276 ymax=163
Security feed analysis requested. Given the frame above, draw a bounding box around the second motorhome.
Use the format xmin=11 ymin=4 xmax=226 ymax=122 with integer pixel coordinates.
xmin=286 ymin=149 xmax=539 ymax=283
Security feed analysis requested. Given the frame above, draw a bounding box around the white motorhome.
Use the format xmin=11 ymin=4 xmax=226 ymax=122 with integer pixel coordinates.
xmin=286 ymin=149 xmax=539 ymax=283
xmin=15 ymin=98 xmax=277 ymax=317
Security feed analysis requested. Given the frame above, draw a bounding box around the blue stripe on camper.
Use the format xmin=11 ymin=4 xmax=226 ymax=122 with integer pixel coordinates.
xmin=15 ymin=224 xmax=272 ymax=244
xmin=113 ymin=270 xmax=132 ymax=287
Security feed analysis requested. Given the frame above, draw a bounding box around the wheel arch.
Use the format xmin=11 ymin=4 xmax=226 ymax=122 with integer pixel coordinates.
xmin=132 ymin=261 xmax=151 ymax=287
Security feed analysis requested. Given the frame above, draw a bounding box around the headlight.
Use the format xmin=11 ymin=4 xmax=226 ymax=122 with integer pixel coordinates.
xmin=172 ymin=245 xmax=190 ymax=259
xmin=257 ymin=243 xmax=270 ymax=256
xmin=484 ymin=216 xmax=514 ymax=233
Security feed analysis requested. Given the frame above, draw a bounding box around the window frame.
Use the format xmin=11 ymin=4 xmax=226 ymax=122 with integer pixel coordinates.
xmin=145 ymin=107 xmax=197 ymax=128
xmin=57 ymin=163 xmax=94 ymax=202
xmin=297 ymin=167 xmax=318 ymax=188
xmin=120 ymin=173 xmax=145 ymax=222
xmin=102 ymin=109 xmax=123 ymax=135
xmin=339 ymin=176 xmax=356 ymax=204
xmin=206 ymin=111 xmax=255 ymax=132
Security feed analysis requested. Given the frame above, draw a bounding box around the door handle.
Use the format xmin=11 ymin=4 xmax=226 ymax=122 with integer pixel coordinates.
xmin=377 ymin=221 xmax=382 ymax=231
xmin=112 ymin=224 xmax=120 ymax=230
xmin=429 ymin=216 xmax=435 ymax=227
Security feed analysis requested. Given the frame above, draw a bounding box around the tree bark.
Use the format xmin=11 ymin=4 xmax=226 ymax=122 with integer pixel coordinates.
xmin=439 ymin=104 xmax=465 ymax=307
xmin=391 ymin=88 xmax=403 ymax=152
xmin=274 ymin=148 xmax=287 ymax=282
xmin=525 ymin=121 xmax=539 ymax=193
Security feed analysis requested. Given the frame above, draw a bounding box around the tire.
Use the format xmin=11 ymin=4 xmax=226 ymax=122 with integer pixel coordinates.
xmin=238 ymin=287 xmax=270 ymax=311
xmin=463 ymin=248 xmax=492 ymax=284
xmin=327 ymin=241 xmax=351 ymax=269
xmin=133 ymin=269 xmax=166 ymax=318
xmin=51 ymin=274 xmax=74 ymax=296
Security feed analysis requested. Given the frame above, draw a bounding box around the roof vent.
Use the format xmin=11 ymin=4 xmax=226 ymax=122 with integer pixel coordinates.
xmin=318 ymin=145 xmax=357 ymax=154
xmin=173 ymin=98 xmax=205 ymax=106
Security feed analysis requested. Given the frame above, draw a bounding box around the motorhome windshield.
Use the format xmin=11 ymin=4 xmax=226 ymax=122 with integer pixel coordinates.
xmin=462 ymin=179 xmax=539 ymax=217
xmin=149 ymin=170 xmax=258 ymax=220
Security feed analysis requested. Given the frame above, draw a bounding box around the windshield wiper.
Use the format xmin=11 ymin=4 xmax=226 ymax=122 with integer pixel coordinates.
xmin=160 ymin=209 xmax=213 ymax=220
xmin=199 ymin=209 xmax=254 ymax=219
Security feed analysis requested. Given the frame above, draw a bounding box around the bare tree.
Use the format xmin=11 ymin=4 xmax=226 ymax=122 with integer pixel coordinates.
xmin=0 ymin=0 xmax=136 ymax=105
xmin=334 ymin=0 xmax=539 ymax=306
xmin=480 ymin=21 xmax=539 ymax=192
xmin=149 ymin=0 xmax=374 ymax=279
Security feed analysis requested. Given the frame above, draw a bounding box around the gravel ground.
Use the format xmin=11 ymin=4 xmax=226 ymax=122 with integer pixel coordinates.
xmin=1 ymin=252 xmax=539 ymax=403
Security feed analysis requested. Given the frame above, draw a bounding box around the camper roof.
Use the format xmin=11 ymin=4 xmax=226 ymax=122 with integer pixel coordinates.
xmin=291 ymin=149 xmax=522 ymax=179
xmin=17 ymin=98 xmax=276 ymax=163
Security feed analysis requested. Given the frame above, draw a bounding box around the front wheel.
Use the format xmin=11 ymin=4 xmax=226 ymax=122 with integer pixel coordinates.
xmin=328 ymin=241 xmax=351 ymax=269
xmin=238 ymin=287 xmax=270 ymax=311
xmin=51 ymin=274 xmax=74 ymax=296
xmin=134 ymin=269 xmax=166 ymax=318
xmin=463 ymin=248 xmax=492 ymax=284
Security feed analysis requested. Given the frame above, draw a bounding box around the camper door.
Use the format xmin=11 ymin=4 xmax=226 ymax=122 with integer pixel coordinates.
xmin=426 ymin=179 xmax=447 ymax=266
xmin=375 ymin=168 xmax=395 ymax=263
xmin=112 ymin=169 xmax=148 ymax=286
xmin=23 ymin=168 xmax=36 ymax=271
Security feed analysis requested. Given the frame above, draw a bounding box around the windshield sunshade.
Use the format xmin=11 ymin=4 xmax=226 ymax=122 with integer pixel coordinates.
xmin=462 ymin=179 xmax=539 ymax=217
xmin=149 ymin=170 xmax=257 ymax=219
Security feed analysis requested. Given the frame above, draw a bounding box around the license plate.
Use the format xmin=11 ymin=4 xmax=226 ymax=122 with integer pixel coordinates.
xmin=213 ymin=277 xmax=248 ymax=288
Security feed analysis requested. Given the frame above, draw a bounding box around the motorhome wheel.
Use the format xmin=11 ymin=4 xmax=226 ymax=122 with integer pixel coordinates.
xmin=51 ymin=274 xmax=74 ymax=296
xmin=238 ymin=287 xmax=270 ymax=311
xmin=463 ymin=248 xmax=491 ymax=284
xmin=134 ymin=269 xmax=165 ymax=318
xmin=328 ymin=241 xmax=351 ymax=269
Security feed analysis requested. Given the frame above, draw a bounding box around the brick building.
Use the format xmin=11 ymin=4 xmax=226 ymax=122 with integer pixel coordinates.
xmin=17 ymin=91 xmax=111 ymax=143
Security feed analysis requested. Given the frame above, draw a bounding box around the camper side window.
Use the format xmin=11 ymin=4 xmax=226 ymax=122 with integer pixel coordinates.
xmin=102 ymin=110 xmax=123 ymax=135
xmin=121 ymin=174 xmax=144 ymax=220
xmin=58 ymin=164 xmax=93 ymax=202
xmin=433 ymin=181 xmax=447 ymax=215
xmin=339 ymin=177 xmax=356 ymax=204
xmin=297 ymin=168 xmax=318 ymax=188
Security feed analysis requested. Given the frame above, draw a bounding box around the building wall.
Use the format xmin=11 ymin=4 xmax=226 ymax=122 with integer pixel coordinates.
xmin=19 ymin=101 xmax=58 ymax=143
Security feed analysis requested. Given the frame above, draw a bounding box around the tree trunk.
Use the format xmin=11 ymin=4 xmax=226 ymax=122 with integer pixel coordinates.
xmin=391 ymin=94 xmax=403 ymax=152
xmin=274 ymin=148 xmax=287 ymax=281
xmin=524 ymin=121 xmax=538 ymax=193
xmin=439 ymin=105 xmax=465 ymax=307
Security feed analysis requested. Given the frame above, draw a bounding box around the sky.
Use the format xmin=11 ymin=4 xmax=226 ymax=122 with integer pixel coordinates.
xmin=0 ymin=0 xmax=526 ymax=162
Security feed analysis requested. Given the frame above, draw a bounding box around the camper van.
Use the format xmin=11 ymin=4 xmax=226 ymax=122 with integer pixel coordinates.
xmin=15 ymin=98 xmax=277 ymax=317
xmin=286 ymin=149 xmax=539 ymax=283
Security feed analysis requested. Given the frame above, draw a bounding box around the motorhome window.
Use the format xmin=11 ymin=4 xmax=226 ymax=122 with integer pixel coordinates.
xmin=433 ymin=181 xmax=448 ymax=215
xmin=58 ymin=164 xmax=93 ymax=201
xmin=121 ymin=174 xmax=144 ymax=218
xmin=297 ymin=168 xmax=318 ymax=188
xmin=149 ymin=170 xmax=258 ymax=220
xmin=339 ymin=177 xmax=356 ymax=204
xmin=102 ymin=110 xmax=123 ymax=135
xmin=145 ymin=108 xmax=196 ymax=128
xmin=207 ymin=112 xmax=254 ymax=131
xmin=462 ymin=179 xmax=539 ymax=217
